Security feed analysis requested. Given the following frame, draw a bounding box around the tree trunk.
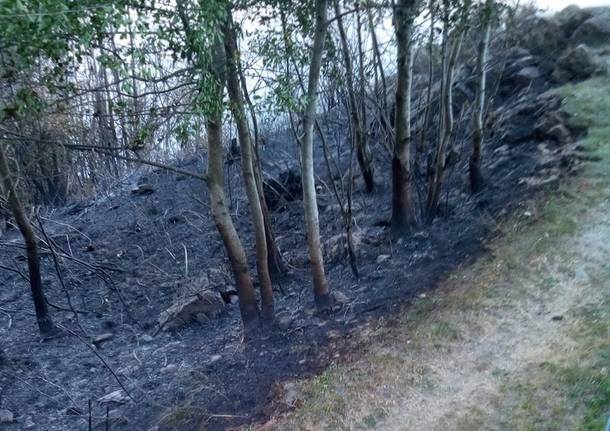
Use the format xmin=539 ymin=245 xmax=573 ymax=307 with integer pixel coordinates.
xmin=236 ymin=54 xmax=287 ymax=278
xmin=300 ymin=0 xmax=333 ymax=309
xmin=391 ymin=0 xmax=417 ymax=237
xmin=205 ymin=38 xmax=260 ymax=331
xmin=426 ymin=28 xmax=463 ymax=221
xmin=334 ymin=0 xmax=374 ymax=193
xmin=0 ymin=142 xmax=57 ymax=336
xmin=223 ymin=17 xmax=275 ymax=323
xmin=469 ymin=5 xmax=492 ymax=193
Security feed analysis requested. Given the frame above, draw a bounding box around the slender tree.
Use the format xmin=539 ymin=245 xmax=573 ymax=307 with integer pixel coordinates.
xmin=334 ymin=0 xmax=375 ymax=193
xmin=205 ymin=37 xmax=261 ymax=331
xmin=391 ymin=0 xmax=419 ymax=236
xmin=223 ymin=14 xmax=275 ymax=323
xmin=469 ymin=0 xmax=492 ymax=192
xmin=426 ymin=0 xmax=467 ymax=220
xmin=0 ymin=142 xmax=58 ymax=336
xmin=300 ymin=0 xmax=334 ymax=308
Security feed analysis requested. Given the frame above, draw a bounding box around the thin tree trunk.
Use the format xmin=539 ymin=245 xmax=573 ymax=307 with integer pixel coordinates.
xmin=469 ymin=4 xmax=491 ymax=193
xmin=223 ymin=17 xmax=275 ymax=323
xmin=301 ymin=0 xmax=333 ymax=308
xmin=334 ymin=0 xmax=374 ymax=193
xmin=237 ymin=56 xmax=287 ymax=278
xmin=426 ymin=26 xmax=463 ymax=221
xmin=366 ymin=6 xmax=390 ymax=151
xmin=356 ymin=4 xmax=372 ymax=190
xmin=0 ymin=142 xmax=57 ymax=336
xmin=391 ymin=0 xmax=417 ymax=237
xmin=418 ymin=0 xmax=436 ymax=155
xmin=204 ymin=34 xmax=260 ymax=331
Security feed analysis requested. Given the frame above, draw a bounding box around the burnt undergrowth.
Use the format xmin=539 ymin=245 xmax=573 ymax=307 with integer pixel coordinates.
xmin=0 ymin=39 xmax=592 ymax=431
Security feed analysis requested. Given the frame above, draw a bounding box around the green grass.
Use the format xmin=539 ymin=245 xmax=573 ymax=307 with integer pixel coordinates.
xmin=496 ymin=72 xmax=610 ymax=431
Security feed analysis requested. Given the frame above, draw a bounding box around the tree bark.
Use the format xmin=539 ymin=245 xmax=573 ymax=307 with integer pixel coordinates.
xmin=0 ymin=142 xmax=57 ymax=336
xmin=205 ymin=38 xmax=260 ymax=331
xmin=300 ymin=0 xmax=333 ymax=308
xmin=426 ymin=26 xmax=463 ymax=221
xmin=236 ymin=55 xmax=287 ymax=278
xmin=469 ymin=3 xmax=492 ymax=193
xmin=334 ymin=0 xmax=374 ymax=193
xmin=391 ymin=0 xmax=418 ymax=237
xmin=223 ymin=17 xmax=275 ymax=323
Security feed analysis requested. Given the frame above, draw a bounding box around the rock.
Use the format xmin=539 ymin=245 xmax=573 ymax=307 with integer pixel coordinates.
xmin=91 ymin=333 xmax=114 ymax=346
xmin=0 ymin=409 xmax=14 ymax=424
xmin=158 ymin=290 xmax=224 ymax=331
xmin=376 ymin=254 xmax=391 ymax=264
xmin=141 ymin=334 xmax=154 ymax=343
xmin=555 ymin=5 xmax=593 ymax=38
xmin=282 ymin=382 xmax=300 ymax=408
xmin=501 ymin=117 xmax=535 ymax=144
xmin=513 ymin=66 xmax=542 ymax=86
xmin=322 ymin=232 xmax=363 ymax=262
xmin=263 ymin=168 xmax=302 ymax=210
xmin=24 ymin=416 xmax=35 ymax=429
xmin=333 ymin=291 xmax=350 ymax=305
xmin=98 ymin=389 xmax=130 ymax=405
xmin=551 ymin=315 xmax=564 ymax=321
xmin=553 ymin=44 xmax=604 ymax=82
xmin=506 ymin=46 xmax=531 ymax=59
xmin=534 ymin=111 xmax=566 ymax=139
xmin=570 ymin=13 xmax=610 ymax=46
xmin=131 ymin=183 xmax=154 ymax=195
xmin=160 ymin=364 xmax=179 ymax=374
xmin=547 ymin=124 xmax=571 ymax=144
xmin=522 ymin=16 xmax=565 ymax=56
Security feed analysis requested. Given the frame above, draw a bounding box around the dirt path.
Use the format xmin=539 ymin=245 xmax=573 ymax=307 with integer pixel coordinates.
xmin=256 ymin=78 xmax=610 ymax=431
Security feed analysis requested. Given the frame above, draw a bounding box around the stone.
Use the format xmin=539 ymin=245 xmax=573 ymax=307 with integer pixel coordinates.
xmin=98 ymin=389 xmax=130 ymax=405
xmin=522 ymin=16 xmax=565 ymax=56
xmin=282 ymin=382 xmax=300 ymax=408
xmin=160 ymin=364 xmax=179 ymax=374
xmin=376 ymin=254 xmax=391 ymax=264
xmin=333 ymin=291 xmax=350 ymax=305
xmin=547 ymin=124 xmax=571 ymax=144
xmin=141 ymin=334 xmax=154 ymax=343
xmin=263 ymin=168 xmax=303 ymax=210
xmin=534 ymin=111 xmax=565 ymax=139
xmin=322 ymin=231 xmax=364 ymax=262
xmin=131 ymin=184 xmax=154 ymax=195
xmin=555 ymin=5 xmax=593 ymax=38
xmin=570 ymin=13 xmax=610 ymax=46
xmin=24 ymin=416 xmax=35 ymax=429
xmin=158 ymin=290 xmax=224 ymax=331
xmin=513 ymin=66 xmax=542 ymax=86
xmin=501 ymin=118 xmax=535 ymax=144
xmin=91 ymin=333 xmax=114 ymax=346
xmin=0 ymin=409 xmax=14 ymax=424
xmin=554 ymin=44 xmax=604 ymax=82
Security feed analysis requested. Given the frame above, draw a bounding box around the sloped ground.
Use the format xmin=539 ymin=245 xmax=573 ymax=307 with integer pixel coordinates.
xmin=1 ymin=9 xmax=608 ymax=431
xmin=254 ymin=76 xmax=610 ymax=431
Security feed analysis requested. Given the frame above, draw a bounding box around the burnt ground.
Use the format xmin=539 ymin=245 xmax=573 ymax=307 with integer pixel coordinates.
xmin=0 ymin=45 xmax=591 ymax=430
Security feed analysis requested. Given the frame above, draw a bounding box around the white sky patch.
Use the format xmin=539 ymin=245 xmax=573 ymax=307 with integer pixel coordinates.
xmin=537 ymin=0 xmax=610 ymax=10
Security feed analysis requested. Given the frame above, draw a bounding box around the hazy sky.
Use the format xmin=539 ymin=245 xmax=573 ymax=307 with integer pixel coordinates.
xmin=537 ymin=0 xmax=610 ymax=11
